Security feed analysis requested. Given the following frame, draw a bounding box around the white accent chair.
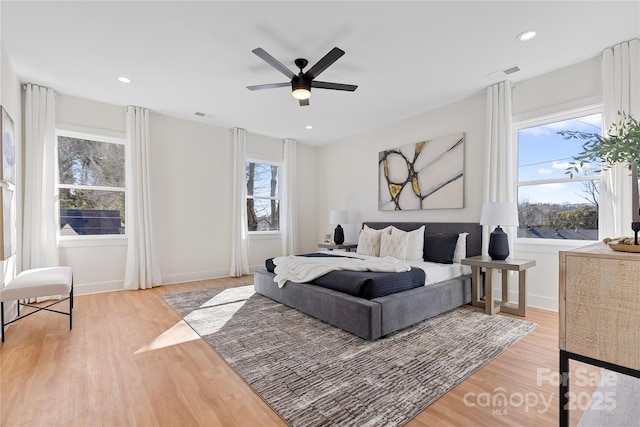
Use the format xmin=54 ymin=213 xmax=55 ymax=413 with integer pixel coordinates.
xmin=0 ymin=266 xmax=73 ymax=342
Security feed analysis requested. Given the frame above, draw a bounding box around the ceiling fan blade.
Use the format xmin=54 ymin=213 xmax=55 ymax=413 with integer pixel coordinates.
xmin=247 ymin=82 xmax=290 ymax=91
xmin=311 ymin=81 xmax=358 ymax=91
xmin=299 ymin=99 xmax=309 ymax=106
xmin=252 ymin=48 xmax=296 ymax=79
xmin=304 ymin=47 xmax=345 ymax=80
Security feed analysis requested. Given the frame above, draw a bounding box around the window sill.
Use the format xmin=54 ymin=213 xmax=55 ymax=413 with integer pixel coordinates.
xmin=248 ymin=232 xmax=282 ymax=240
xmin=58 ymin=235 xmax=128 ymax=248
xmin=514 ymin=238 xmax=597 ymax=254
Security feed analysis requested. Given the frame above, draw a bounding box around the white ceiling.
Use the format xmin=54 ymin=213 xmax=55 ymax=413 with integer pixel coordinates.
xmin=2 ymin=1 xmax=639 ymax=146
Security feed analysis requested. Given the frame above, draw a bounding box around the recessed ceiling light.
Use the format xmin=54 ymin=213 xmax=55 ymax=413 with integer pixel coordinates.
xmin=305 ymin=125 xmax=313 ymax=130
xmin=516 ymin=30 xmax=537 ymax=42
xmin=118 ymin=76 xmax=132 ymax=84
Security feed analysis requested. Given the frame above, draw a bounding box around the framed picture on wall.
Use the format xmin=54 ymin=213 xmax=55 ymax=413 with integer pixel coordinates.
xmin=378 ymin=132 xmax=464 ymax=210
xmin=1 ymin=106 xmax=16 ymax=185
xmin=0 ymin=187 xmax=13 ymax=259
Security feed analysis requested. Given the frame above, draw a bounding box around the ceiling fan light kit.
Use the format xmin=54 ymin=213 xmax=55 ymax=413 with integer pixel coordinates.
xmin=292 ymin=89 xmax=311 ymax=100
xmin=247 ymin=47 xmax=357 ymax=106
xmin=291 ymin=78 xmax=311 ymax=100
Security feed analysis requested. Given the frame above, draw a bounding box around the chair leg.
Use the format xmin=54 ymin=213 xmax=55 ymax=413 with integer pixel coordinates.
xmin=69 ymin=285 xmax=73 ymax=330
xmin=1 ymin=301 xmax=5 ymax=343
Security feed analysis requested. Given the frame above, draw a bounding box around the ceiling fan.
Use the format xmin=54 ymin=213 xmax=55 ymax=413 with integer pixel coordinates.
xmin=247 ymin=47 xmax=358 ymax=106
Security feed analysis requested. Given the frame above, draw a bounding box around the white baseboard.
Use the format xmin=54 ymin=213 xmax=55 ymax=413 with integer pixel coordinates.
xmin=527 ymin=294 xmax=558 ymax=312
xmin=492 ymin=289 xmax=558 ymax=312
xmin=71 ymin=268 xmax=243 ymax=296
xmin=159 ymin=268 xmax=233 ymax=286
xmin=249 ymin=264 xmax=264 ymax=274
xmin=75 ymin=280 xmax=124 ymax=296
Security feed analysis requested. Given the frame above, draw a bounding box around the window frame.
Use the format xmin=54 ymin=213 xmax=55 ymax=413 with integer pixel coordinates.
xmin=245 ymin=157 xmax=283 ymax=235
xmin=56 ymin=123 xmax=127 ymax=244
xmin=513 ymin=104 xmax=604 ymax=244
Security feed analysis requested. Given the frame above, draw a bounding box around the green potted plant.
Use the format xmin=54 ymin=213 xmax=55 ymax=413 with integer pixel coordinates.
xmin=558 ymin=111 xmax=640 ymax=247
xmin=559 ymin=111 xmax=640 ymax=178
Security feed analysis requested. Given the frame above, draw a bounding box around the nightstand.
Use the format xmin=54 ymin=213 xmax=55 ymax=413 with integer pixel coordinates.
xmin=461 ymin=256 xmax=536 ymax=316
xmin=318 ymin=243 xmax=357 ymax=252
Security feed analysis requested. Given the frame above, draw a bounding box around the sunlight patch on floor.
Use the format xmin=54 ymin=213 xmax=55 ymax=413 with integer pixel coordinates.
xmin=134 ymin=319 xmax=200 ymax=355
xmin=199 ymin=286 xmax=255 ymax=309
xmin=135 ymin=286 xmax=254 ymax=355
xmin=184 ymin=300 xmax=248 ymax=336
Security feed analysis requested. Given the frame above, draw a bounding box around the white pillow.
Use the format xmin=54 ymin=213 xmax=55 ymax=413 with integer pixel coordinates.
xmin=356 ymin=225 xmax=392 ymax=257
xmin=380 ymin=232 xmax=409 ymax=259
xmin=391 ymin=225 xmax=425 ymax=261
xmin=363 ymin=224 xmax=392 ymax=234
xmin=453 ymin=232 xmax=469 ymax=263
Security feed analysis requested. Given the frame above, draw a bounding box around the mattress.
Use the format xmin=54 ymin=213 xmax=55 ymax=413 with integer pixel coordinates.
xmin=407 ymin=260 xmax=472 ymax=286
xmin=265 ymin=252 xmax=470 ymax=300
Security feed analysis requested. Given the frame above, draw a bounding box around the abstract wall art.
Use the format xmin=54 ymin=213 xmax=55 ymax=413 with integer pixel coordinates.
xmin=0 ymin=187 xmax=13 ymax=260
xmin=1 ymin=106 xmax=15 ymax=185
xmin=379 ymin=132 xmax=464 ymax=210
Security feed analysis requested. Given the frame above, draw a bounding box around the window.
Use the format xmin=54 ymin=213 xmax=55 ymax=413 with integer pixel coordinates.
xmin=515 ymin=109 xmax=602 ymax=240
xmin=57 ymin=130 xmax=126 ymax=236
xmin=246 ymin=160 xmax=280 ymax=232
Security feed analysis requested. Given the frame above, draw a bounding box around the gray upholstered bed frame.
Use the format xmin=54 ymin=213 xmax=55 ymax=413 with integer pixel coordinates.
xmin=253 ymin=222 xmax=482 ymax=340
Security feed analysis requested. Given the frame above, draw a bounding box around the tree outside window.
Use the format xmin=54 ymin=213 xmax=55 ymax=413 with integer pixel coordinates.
xmin=57 ymin=132 xmax=126 ymax=236
xmin=246 ymin=161 xmax=280 ymax=232
xmin=516 ymin=111 xmax=602 ymax=240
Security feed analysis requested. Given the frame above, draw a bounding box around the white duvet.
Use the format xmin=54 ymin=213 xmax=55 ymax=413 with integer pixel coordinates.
xmin=272 ymin=254 xmax=411 ymax=288
xmin=272 ymin=251 xmax=471 ymax=288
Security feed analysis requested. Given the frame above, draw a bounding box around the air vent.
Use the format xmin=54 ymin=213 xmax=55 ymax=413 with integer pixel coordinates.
xmin=485 ymin=64 xmax=521 ymax=80
xmin=503 ymin=65 xmax=521 ymax=75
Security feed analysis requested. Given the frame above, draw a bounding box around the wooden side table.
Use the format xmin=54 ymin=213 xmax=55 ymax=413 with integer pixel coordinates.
xmin=461 ymin=256 xmax=535 ymax=316
xmin=318 ymin=243 xmax=357 ymax=252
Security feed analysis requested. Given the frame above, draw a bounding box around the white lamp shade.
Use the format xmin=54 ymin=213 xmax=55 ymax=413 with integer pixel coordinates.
xmin=329 ymin=210 xmax=348 ymax=225
xmin=480 ymin=202 xmax=518 ymax=226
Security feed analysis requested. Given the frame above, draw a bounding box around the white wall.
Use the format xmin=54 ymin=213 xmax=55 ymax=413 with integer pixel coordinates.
xmin=245 ymin=133 xmax=319 ymax=270
xmin=318 ymin=56 xmax=603 ymax=312
xmin=56 ymin=95 xmax=128 ymax=293
xmin=511 ymin=57 xmax=602 ymax=311
xmin=2 ymin=47 xmax=601 ymax=306
xmin=318 ymin=93 xmax=486 ymax=244
xmin=1 ymin=44 xmax=21 ymax=321
xmin=55 ymin=94 xmax=318 ymax=292
xmin=295 ymin=143 xmax=319 ymax=254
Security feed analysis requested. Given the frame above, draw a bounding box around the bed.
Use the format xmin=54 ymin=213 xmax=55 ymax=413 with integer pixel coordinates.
xmin=253 ymin=222 xmax=482 ymax=340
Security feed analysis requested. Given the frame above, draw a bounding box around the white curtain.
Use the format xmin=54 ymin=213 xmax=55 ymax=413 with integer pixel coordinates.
xmin=22 ymin=84 xmax=60 ymax=269
xmin=123 ymin=106 xmax=161 ymax=290
xmin=483 ymin=81 xmax=515 ymax=255
xmin=281 ymin=138 xmax=298 ymax=255
xmin=229 ymin=128 xmax=249 ymax=277
xmin=600 ymin=39 xmax=640 ymax=238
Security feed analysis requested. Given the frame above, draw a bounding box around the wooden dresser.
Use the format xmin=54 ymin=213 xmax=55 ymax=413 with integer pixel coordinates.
xmin=559 ymin=242 xmax=640 ymax=368
xmin=558 ymin=242 xmax=640 ymax=426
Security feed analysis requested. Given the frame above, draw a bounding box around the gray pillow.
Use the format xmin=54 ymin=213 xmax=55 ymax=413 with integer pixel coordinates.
xmin=424 ymin=233 xmax=459 ymax=264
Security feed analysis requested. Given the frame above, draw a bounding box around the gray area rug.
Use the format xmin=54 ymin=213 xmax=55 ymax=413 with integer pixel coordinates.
xmin=164 ymin=284 xmax=537 ymax=427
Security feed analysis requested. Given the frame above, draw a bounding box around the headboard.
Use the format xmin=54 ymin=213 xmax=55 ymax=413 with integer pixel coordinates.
xmin=362 ymin=222 xmax=482 ymax=258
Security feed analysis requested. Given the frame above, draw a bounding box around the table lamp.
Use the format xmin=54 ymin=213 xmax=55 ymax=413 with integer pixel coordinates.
xmin=329 ymin=210 xmax=348 ymax=245
xmin=480 ymin=202 xmax=518 ymax=260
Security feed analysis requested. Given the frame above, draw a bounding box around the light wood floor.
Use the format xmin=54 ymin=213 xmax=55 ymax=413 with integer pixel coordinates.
xmin=1 ymin=276 xmax=600 ymax=427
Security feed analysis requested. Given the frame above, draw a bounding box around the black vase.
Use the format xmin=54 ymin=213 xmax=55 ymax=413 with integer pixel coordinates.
xmin=334 ymin=225 xmax=345 ymax=245
xmin=488 ymin=226 xmax=509 ymax=260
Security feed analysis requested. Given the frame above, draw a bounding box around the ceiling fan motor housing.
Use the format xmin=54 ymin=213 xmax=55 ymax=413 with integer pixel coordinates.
xmin=292 ymin=76 xmax=311 ymax=92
